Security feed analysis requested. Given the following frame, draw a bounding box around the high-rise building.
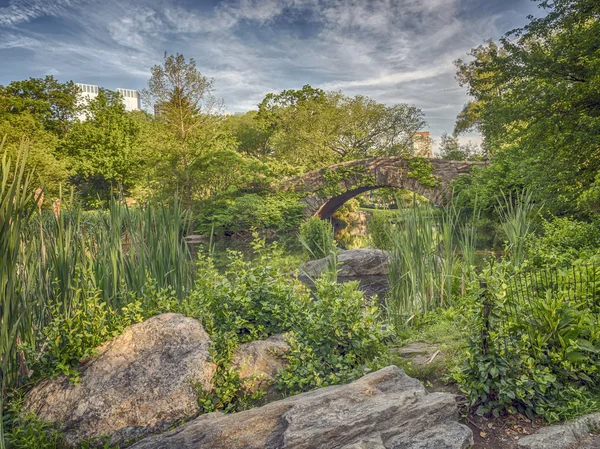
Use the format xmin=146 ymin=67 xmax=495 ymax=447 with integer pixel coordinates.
xmin=116 ymin=88 xmax=142 ymax=112
xmin=75 ymin=83 xmax=141 ymax=120
xmin=75 ymin=83 xmax=99 ymax=120
xmin=412 ymin=131 xmax=433 ymax=158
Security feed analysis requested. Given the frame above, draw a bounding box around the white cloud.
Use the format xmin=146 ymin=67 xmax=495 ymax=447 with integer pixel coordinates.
xmin=0 ymin=0 xmax=539 ymax=135
xmin=0 ymin=0 xmax=82 ymax=26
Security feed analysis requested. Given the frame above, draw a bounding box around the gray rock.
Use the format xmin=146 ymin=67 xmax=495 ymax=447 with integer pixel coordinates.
xmin=301 ymin=248 xmax=391 ymax=278
xmin=24 ymin=313 xmax=216 ymax=447
xmin=130 ymin=365 xmax=472 ymax=449
xmin=518 ymin=412 xmax=600 ymax=449
xmin=232 ymin=334 xmax=289 ymax=395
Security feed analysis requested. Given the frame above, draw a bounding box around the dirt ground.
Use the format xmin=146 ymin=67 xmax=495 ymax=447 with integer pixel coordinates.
xmin=400 ymin=342 xmax=599 ymax=449
xmin=425 ymin=381 xmax=543 ymax=449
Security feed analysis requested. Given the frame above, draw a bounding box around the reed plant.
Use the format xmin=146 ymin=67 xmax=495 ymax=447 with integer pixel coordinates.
xmin=496 ymin=189 xmax=537 ymax=267
xmin=383 ymin=196 xmax=478 ymax=331
xmin=0 ymin=141 xmax=38 ymax=449
xmin=0 ymin=145 xmax=195 ymax=446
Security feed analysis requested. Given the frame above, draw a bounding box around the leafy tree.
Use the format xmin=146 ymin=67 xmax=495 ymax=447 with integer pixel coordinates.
xmin=0 ymin=76 xmax=79 ymax=135
xmin=454 ymin=0 xmax=600 ymax=215
xmin=59 ymin=89 xmax=141 ymax=205
xmin=0 ymin=112 xmax=67 ymax=196
xmin=222 ymin=111 xmax=271 ymax=158
xmin=438 ymin=133 xmax=483 ymax=161
xmin=257 ymin=86 xmax=426 ymax=171
xmin=141 ymin=53 xmax=225 ymax=211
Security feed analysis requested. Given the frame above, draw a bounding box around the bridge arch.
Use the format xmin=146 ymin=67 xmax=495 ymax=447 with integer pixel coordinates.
xmin=282 ymin=157 xmax=486 ymax=219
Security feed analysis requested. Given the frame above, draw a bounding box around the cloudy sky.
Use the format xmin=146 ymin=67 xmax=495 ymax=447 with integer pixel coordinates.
xmin=0 ymin=0 xmax=542 ymax=144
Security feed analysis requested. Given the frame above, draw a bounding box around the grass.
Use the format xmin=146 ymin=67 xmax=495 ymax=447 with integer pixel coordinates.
xmin=0 ymin=145 xmax=195 ymax=447
xmin=381 ymin=199 xmax=478 ymax=330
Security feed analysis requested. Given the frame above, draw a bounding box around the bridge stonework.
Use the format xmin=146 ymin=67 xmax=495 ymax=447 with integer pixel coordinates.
xmin=282 ymin=157 xmax=486 ymax=219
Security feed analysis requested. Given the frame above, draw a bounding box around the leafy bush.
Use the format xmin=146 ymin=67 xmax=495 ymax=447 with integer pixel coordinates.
xmin=527 ymin=216 xmax=600 ymax=267
xmin=298 ymin=216 xmax=336 ymax=260
xmin=197 ymin=193 xmax=305 ymax=235
xmin=454 ymin=260 xmax=600 ymax=422
xmin=189 ymin=239 xmax=304 ymax=343
xmin=277 ymin=277 xmax=389 ymax=394
xmin=190 ymin=236 xmax=388 ymax=409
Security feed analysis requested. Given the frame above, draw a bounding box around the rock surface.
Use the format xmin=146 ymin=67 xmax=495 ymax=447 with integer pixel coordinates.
xmin=301 ymin=248 xmax=391 ymax=278
xmin=232 ymin=334 xmax=289 ymax=394
xmin=24 ymin=313 xmax=216 ymax=447
xmin=518 ymin=412 xmax=600 ymax=449
xmin=130 ymin=365 xmax=473 ymax=449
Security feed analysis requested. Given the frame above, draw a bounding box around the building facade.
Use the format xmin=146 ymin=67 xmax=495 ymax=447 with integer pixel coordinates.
xmin=75 ymin=83 xmax=141 ymax=120
xmin=412 ymin=131 xmax=433 ymax=158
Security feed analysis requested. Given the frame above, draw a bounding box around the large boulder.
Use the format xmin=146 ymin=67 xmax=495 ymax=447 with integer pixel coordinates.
xmin=301 ymin=248 xmax=391 ymax=278
xmin=24 ymin=313 xmax=216 ymax=447
xmin=232 ymin=334 xmax=289 ymax=395
xmin=130 ymin=365 xmax=473 ymax=449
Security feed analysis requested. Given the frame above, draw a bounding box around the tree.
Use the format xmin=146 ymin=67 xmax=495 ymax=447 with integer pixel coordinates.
xmin=256 ymin=86 xmax=426 ymax=171
xmin=438 ymin=133 xmax=483 ymax=161
xmin=222 ymin=111 xmax=271 ymax=158
xmin=0 ymin=112 xmax=67 ymax=196
xmin=141 ymin=53 xmax=225 ymax=211
xmin=0 ymin=76 xmax=79 ymax=135
xmin=59 ymin=89 xmax=141 ymax=206
xmin=454 ymin=0 xmax=600 ymax=215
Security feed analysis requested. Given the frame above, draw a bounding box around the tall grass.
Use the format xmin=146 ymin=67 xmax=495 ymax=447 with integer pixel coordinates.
xmin=382 ymin=197 xmax=478 ymax=330
xmin=0 ymin=142 xmax=38 ymax=449
xmin=496 ymin=189 xmax=537 ymax=267
xmin=0 ymin=145 xmax=195 ymax=446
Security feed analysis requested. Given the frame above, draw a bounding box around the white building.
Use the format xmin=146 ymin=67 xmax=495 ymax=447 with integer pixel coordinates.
xmin=116 ymin=88 xmax=142 ymax=112
xmin=75 ymin=83 xmax=141 ymax=120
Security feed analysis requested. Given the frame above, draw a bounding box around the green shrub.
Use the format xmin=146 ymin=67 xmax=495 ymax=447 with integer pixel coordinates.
xmin=527 ymin=216 xmax=600 ymax=266
xmin=277 ymin=277 xmax=389 ymax=394
xmin=367 ymin=210 xmax=394 ymax=249
xmin=197 ymin=193 xmax=305 ymax=235
xmin=190 ymin=236 xmax=388 ymax=409
xmin=298 ymin=216 xmax=336 ymax=260
xmin=454 ymin=260 xmax=600 ymax=422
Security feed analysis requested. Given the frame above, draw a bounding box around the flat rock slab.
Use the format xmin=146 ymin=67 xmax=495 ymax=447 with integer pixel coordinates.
xmin=130 ymin=365 xmax=473 ymax=449
xmin=518 ymin=413 xmax=600 ymax=449
xmin=24 ymin=313 xmax=216 ymax=447
xmin=301 ymin=248 xmax=391 ymax=278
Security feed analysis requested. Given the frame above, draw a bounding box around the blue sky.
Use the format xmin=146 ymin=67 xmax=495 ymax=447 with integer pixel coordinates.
xmin=0 ymin=0 xmax=542 ymax=144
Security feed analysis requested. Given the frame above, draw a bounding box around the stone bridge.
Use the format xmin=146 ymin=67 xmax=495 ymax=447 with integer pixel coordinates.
xmin=282 ymin=157 xmax=487 ymax=219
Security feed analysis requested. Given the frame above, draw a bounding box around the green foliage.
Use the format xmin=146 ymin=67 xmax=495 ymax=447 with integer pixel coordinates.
xmin=190 ymin=242 xmax=303 ymax=343
xmin=406 ymin=157 xmax=439 ymax=188
xmin=298 ymin=217 xmax=336 ymax=260
xmin=527 ymin=216 xmax=600 ymax=267
xmin=197 ymin=193 xmax=305 ymax=235
xmin=496 ymin=189 xmax=537 ymax=267
xmin=59 ymin=90 xmax=142 ymax=206
xmin=277 ymin=278 xmax=389 ymax=394
xmin=454 ymin=0 xmax=600 ymax=216
xmin=0 ymin=76 xmax=79 ymax=135
xmin=257 ymin=85 xmax=425 ymax=170
xmin=367 ymin=210 xmax=394 ymax=249
xmin=455 ymin=260 xmax=600 ymax=422
xmin=0 ymin=113 xmax=67 ymax=197
xmin=0 ymin=144 xmax=37 ymax=449
xmin=438 ymin=133 xmax=484 ymax=161
xmin=190 ymin=236 xmax=388 ymax=409
xmin=383 ymin=203 xmax=477 ymax=329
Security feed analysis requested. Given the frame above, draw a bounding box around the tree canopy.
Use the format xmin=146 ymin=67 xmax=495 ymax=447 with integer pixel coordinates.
xmin=454 ymin=0 xmax=600 ymax=215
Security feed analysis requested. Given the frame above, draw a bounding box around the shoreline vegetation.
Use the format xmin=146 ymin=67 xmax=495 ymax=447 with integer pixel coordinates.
xmin=2 ymin=0 xmax=600 ymax=447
